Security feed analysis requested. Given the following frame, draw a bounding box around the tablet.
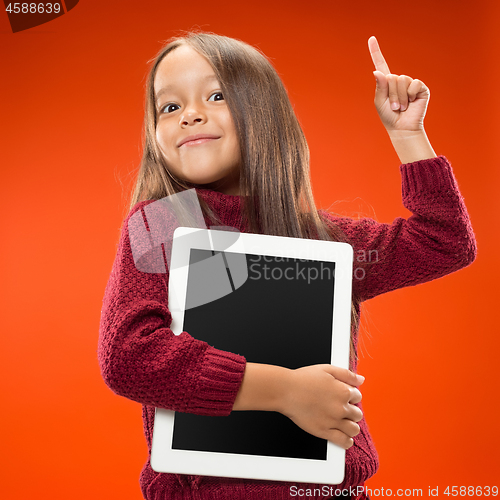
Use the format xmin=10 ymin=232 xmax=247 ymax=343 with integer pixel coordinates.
xmin=151 ymin=227 xmax=353 ymax=484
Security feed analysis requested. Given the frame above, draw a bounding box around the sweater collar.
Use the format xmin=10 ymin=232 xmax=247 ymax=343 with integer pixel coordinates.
xmin=194 ymin=187 xmax=245 ymax=228
xmin=195 ymin=187 xmax=242 ymax=212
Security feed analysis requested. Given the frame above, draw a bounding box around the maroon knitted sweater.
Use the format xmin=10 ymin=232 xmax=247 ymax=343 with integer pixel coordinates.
xmin=98 ymin=156 xmax=476 ymax=500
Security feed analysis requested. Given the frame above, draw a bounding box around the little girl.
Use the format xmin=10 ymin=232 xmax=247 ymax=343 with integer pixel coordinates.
xmin=98 ymin=33 xmax=476 ymax=500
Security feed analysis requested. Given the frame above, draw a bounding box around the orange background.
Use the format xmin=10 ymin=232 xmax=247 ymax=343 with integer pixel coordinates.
xmin=1 ymin=1 xmax=498 ymax=498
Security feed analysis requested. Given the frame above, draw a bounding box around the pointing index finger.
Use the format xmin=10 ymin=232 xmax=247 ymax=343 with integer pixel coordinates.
xmin=368 ymin=36 xmax=390 ymax=75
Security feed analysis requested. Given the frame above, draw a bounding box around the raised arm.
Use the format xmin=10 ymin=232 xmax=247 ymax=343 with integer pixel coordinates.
xmin=318 ymin=40 xmax=476 ymax=301
xmin=369 ymin=35 xmax=436 ymax=164
xmin=323 ymin=157 xmax=477 ymax=302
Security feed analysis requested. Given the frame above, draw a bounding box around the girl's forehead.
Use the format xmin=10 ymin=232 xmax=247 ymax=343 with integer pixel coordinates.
xmin=154 ymin=45 xmax=216 ymax=92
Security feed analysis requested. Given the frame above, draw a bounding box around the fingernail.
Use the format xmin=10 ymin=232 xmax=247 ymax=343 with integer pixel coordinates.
xmin=357 ymin=374 xmax=365 ymax=383
xmin=391 ymin=102 xmax=399 ymax=111
xmin=400 ymin=104 xmax=407 ymax=111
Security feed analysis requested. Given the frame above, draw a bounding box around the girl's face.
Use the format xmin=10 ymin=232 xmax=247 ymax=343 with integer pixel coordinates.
xmin=154 ymin=45 xmax=241 ymax=195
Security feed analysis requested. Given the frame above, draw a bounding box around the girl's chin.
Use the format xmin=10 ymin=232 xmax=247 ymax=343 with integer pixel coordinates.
xmin=184 ymin=179 xmax=220 ymax=188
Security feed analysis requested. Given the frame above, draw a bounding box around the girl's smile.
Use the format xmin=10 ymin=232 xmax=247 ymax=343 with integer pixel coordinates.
xmin=154 ymin=45 xmax=241 ymax=195
xmin=178 ymin=134 xmax=221 ymax=147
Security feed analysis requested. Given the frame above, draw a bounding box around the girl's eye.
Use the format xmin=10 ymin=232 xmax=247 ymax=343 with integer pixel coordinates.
xmin=162 ymin=103 xmax=180 ymax=114
xmin=208 ymin=92 xmax=224 ymax=102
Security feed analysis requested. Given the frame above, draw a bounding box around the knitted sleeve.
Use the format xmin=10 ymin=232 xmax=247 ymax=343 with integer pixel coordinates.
xmin=98 ymin=201 xmax=246 ymax=416
xmin=321 ymin=156 xmax=477 ymax=302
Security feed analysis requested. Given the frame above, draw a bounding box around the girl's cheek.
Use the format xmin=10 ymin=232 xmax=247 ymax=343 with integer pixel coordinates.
xmin=156 ymin=128 xmax=167 ymax=151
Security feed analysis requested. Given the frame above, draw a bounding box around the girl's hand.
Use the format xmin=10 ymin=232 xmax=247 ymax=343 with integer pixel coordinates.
xmin=369 ymin=36 xmax=430 ymax=133
xmin=278 ymin=365 xmax=364 ymax=449
xmin=233 ymin=362 xmax=364 ymax=449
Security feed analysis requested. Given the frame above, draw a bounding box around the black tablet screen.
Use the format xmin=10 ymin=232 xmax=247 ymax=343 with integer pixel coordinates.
xmin=172 ymin=250 xmax=336 ymax=460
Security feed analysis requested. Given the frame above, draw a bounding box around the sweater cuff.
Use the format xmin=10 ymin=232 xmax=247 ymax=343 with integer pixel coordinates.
xmin=400 ymin=155 xmax=458 ymax=197
xmin=187 ymin=346 xmax=246 ymax=417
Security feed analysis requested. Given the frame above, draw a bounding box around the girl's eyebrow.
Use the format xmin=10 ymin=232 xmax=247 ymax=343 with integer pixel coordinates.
xmin=155 ymin=74 xmax=219 ymax=103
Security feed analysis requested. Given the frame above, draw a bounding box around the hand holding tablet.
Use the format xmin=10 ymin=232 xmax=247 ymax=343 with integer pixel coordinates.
xmin=281 ymin=365 xmax=364 ymax=449
xmin=233 ymin=363 xmax=364 ymax=450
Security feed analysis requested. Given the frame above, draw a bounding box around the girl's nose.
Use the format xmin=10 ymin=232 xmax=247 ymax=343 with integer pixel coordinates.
xmin=180 ymin=106 xmax=207 ymax=127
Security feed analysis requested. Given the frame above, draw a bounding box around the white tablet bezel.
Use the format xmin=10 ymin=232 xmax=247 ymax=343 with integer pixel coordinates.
xmin=151 ymin=227 xmax=353 ymax=485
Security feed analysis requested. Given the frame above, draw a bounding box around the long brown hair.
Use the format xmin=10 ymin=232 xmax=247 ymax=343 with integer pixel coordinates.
xmin=129 ymin=32 xmax=360 ymax=359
